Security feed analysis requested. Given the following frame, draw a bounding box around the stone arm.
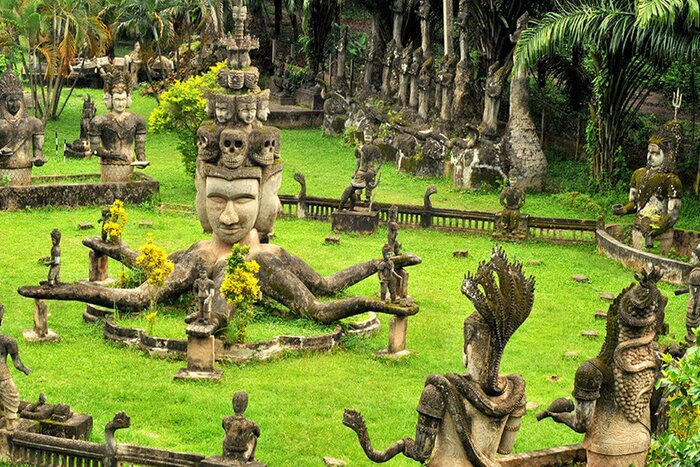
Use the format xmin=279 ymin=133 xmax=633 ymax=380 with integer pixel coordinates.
xmin=32 ymin=132 xmax=47 ymax=166
xmin=7 ymin=340 xmax=31 ymax=375
xmin=612 ymin=187 xmax=638 ymax=216
xmin=650 ymin=197 xmax=681 ymax=237
xmin=549 ymin=398 xmax=595 ymax=433
xmin=134 ymin=118 xmax=147 ymax=162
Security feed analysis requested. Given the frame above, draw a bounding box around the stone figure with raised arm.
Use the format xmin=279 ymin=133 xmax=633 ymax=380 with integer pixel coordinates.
xmin=0 ymin=304 xmax=32 ymax=431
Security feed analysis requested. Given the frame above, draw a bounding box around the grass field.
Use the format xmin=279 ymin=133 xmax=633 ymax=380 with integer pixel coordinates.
xmin=0 ymin=88 xmax=692 ymax=465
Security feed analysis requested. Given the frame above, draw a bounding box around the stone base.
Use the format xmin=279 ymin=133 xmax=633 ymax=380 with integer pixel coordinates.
xmin=375 ymin=348 xmax=411 ymax=359
xmin=201 ymin=456 xmax=266 ymax=466
xmin=492 ymin=230 xmax=529 ymax=242
xmin=331 ymin=210 xmax=379 ymax=234
xmin=0 ymin=167 xmax=32 ymax=187
xmin=34 ymin=414 xmax=93 ymax=440
xmin=173 ymin=368 xmax=223 ymax=382
xmin=270 ymin=93 xmax=296 ymax=106
xmin=22 ymin=329 xmax=60 ymax=343
xmin=101 ymin=163 xmax=134 ymax=183
xmin=296 ymin=87 xmax=323 ymax=110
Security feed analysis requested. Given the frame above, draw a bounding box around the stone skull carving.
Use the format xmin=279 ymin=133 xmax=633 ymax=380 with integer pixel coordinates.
xmin=219 ymin=128 xmax=249 ymax=169
xmin=197 ymin=123 xmax=220 ymax=162
xmin=249 ymin=127 xmax=279 ymax=167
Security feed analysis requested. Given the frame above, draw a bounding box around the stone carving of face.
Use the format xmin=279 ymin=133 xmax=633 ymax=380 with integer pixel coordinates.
xmin=206 ymin=176 xmax=259 ymax=245
xmin=363 ymin=131 xmax=372 ymax=145
xmin=228 ymin=71 xmax=245 ymax=90
xmin=257 ymin=98 xmax=270 ymax=122
xmin=215 ymin=101 xmax=233 ymax=124
xmin=255 ymin=169 xmax=283 ymax=236
xmin=112 ymin=91 xmax=129 ymax=114
xmin=648 ymin=143 xmax=665 ymax=169
xmin=4 ymin=95 xmax=22 ymax=116
xmin=219 ymin=128 xmax=249 ymax=169
xmin=244 ymin=70 xmax=259 ymax=89
xmin=249 ymin=128 xmax=278 ymax=167
xmin=238 ymin=103 xmax=257 ymax=125
xmin=197 ymin=125 xmax=220 ymax=162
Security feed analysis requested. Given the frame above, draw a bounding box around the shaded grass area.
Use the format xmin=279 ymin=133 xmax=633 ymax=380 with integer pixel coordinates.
xmin=0 ymin=89 xmax=693 ymax=465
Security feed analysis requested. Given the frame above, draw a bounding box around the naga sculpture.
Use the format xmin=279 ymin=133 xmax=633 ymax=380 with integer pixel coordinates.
xmin=19 ymin=2 xmax=420 ymax=333
xmin=0 ymin=69 xmax=46 ymax=186
xmin=344 ymin=247 xmax=533 ymax=465
xmin=612 ymin=121 xmax=682 ymax=253
xmin=89 ymin=68 xmax=148 ymax=182
xmin=104 ymin=411 xmax=131 ymax=467
xmin=537 ymin=268 xmax=665 ymax=467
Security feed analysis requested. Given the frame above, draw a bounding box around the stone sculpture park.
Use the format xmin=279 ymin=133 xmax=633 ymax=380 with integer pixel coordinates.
xmin=0 ymin=1 xmax=698 ymax=466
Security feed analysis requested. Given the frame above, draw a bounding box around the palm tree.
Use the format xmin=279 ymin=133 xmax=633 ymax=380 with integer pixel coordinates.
xmin=515 ymin=0 xmax=700 ymax=186
xmin=0 ymin=0 xmax=110 ymax=120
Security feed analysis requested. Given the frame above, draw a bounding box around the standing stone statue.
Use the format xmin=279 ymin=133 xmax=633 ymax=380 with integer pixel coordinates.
xmin=398 ymin=45 xmax=413 ymax=107
xmin=418 ymin=0 xmax=431 ymax=58
xmin=433 ymin=57 xmax=445 ymax=117
xmin=43 ymin=229 xmax=62 ymax=287
xmin=0 ymin=304 xmax=32 ymax=431
xmin=378 ymin=244 xmax=401 ymax=303
xmin=191 ymin=267 xmax=216 ymax=323
xmin=344 ymin=248 xmax=533 ymax=464
xmin=89 ymin=68 xmax=148 ymax=182
xmin=480 ymin=63 xmax=507 ymax=136
xmin=612 ymin=122 xmax=683 ymax=253
xmin=417 ymin=57 xmax=434 ymax=121
xmin=408 ymin=48 xmax=422 ymax=110
xmin=335 ymin=25 xmax=349 ymax=95
xmin=497 ymin=180 xmax=526 ymax=235
xmin=222 ymin=392 xmax=262 ymax=463
xmin=537 ymin=268 xmax=665 ymax=467
xmin=0 ymin=69 xmax=46 ymax=186
xmin=363 ymin=37 xmax=378 ymax=93
xmin=440 ymin=55 xmax=457 ymax=122
xmin=382 ymin=40 xmax=397 ymax=99
xmin=675 ymin=268 xmax=700 ymax=346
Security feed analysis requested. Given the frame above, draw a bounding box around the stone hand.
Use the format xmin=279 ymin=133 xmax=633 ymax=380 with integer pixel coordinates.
xmin=23 ymin=367 xmax=32 ymax=376
xmin=0 ymin=146 xmax=11 ymax=157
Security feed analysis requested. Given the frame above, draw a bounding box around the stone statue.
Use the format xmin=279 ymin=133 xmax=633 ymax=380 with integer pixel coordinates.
xmin=190 ymin=266 xmax=216 ymax=323
xmin=20 ymin=6 xmax=421 ymax=331
xmin=481 ymin=63 xmax=508 ymax=136
xmin=418 ymin=0 xmax=431 ymax=56
xmin=675 ymin=267 xmax=700 ymax=346
xmin=440 ymin=55 xmax=458 ymax=122
xmin=98 ymin=205 xmax=111 ymax=242
xmin=0 ymin=69 xmax=46 ymax=186
xmin=127 ymin=42 xmax=142 ymax=88
xmin=538 ymin=268 xmax=665 ymax=467
xmin=417 ymin=57 xmax=434 ymax=120
xmin=0 ymin=304 xmax=32 ymax=431
xmin=65 ymin=95 xmax=96 ymax=157
xmin=344 ymin=247 xmax=533 ymax=465
xmin=497 ymin=181 xmax=525 ymax=234
xmin=408 ymin=48 xmax=422 ymax=110
xmin=43 ymin=228 xmax=61 ymax=287
xmin=20 ymin=393 xmax=73 ymax=422
xmin=378 ymin=244 xmax=402 ymax=303
xmin=89 ymin=68 xmax=148 ymax=182
xmin=398 ymin=45 xmax=413 ymax=107
xmin=381 ymin=40 xmax=397 ymax=99
xmin=222 ymin=391 xmax=261 ymax=462
xmin=612 ymin=122 xmax=682 ymax=253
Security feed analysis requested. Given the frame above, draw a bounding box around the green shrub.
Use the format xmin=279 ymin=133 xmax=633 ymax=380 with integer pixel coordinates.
xmin=149 ymin=63 xmax=224 ymax=175
xmin=648 ymin=343 xmax=700 ymax=466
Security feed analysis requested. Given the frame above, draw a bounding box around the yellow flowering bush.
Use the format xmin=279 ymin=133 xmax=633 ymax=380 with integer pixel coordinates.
xmin=135 ymin=236 xmax=174 ymax=288
xmin=104 ymin=200 xmax=128 ymax=242
xmin=149 ymin=62 xmax=225 ymax=175
xmin=220 ymin=244 xmax=260 ymax=343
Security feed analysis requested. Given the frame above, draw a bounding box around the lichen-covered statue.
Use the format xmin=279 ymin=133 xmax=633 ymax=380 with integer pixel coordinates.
xmin=19 ymin=3 xmax=420 ymax=333
xmin=496 ymin=180 xmax=525 ymax=235
xmin=676 ymin=267 xmax=700 ymax=347
xmin=537 ymin=267 xmax=665 ymax=467
xmin=612 ymin=122 xmax=682 ymax=252
xmin=344 ymin=247 xmax=534 ymax=466
xmin=0 ymin=69 xmax=46 ymax=186
xmin=89 ymin=68 xmax=148 ymax=182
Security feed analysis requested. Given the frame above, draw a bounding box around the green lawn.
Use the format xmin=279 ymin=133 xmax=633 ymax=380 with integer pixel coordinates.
xmin=0 ymin=89 xmax=692 ymax=465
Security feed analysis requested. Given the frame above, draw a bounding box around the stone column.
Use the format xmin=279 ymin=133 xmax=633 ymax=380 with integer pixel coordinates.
xmin=89 ymin=250 xmax=109 ymax=282
xmin=443 ymin=0 xmax=454 ymax=56
xmin=174 ymin=324 xmax=223 ymax=381
xmin=391 ymin=0 xmax=404 ymax=44
xmin=336 ymin=26 xmax=348 ymax=93
xmin=418 ymin=0 xmax=431 ymax=58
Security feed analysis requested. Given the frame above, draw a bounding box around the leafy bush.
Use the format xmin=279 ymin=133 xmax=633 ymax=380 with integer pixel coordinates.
xmin=220 ymin=244 xmax=260 ymax=343
xmin=135 ymin=236 xmax=174 ymax=288
xmin=648 ymin=343 xmax=700 ymax=466
xmin=149 ymin=63 xmax=224 ymax=175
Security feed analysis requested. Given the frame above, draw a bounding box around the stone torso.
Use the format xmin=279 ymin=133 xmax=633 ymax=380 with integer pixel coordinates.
xmin=90 ymin=112 xmax=146 ymax=164
xmin=0 ymin=115 xmax=43 ymax=169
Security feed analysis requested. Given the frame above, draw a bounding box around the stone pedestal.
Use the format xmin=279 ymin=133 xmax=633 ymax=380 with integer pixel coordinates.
xmin=0 ymin=167 xmax=32 ymax=187
xmin=23 ymin=299 xmax=60 ymax=343
xmin=100 ymin=163 xmax=133 ymax=182
xmin=88 ymin=251 xmax=109 ymax=282
xmin=22 ymin=328 xmax=60 ymax=343
xmin=376 ymin=316 xmax=410 ymax=358
xmin=201 ymin=456 xmax=266 ymax=466
xmin=174 ymin=329 xmax=223 ymax=382
xmin=331 ymin=210 xmax=379 ymax=234
xmin=34 ymin=414 xmax=93 ymax=440
xmin=270 ymin=92 xmax=296 ymax=106
xmin=492 ymin=214 xmax=530 ymax=242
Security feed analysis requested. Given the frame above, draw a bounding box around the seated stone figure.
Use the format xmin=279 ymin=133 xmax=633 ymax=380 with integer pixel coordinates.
xmin=222 ymin=391 xmax=260 ymax=461
xmin=537 ymin=267 xmax=665 ymax=467
xmin=89 ymin=68 xmax=148 ymax=182
xmin=0 ymin=69 xmax=46 ymax=186
xmin=344 ymin=248 xmax=533 ymax=465
xmin=612 ymin=122 xmax=682 ymax=252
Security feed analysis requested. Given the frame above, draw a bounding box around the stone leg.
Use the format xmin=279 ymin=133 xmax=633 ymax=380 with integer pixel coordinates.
xmin=631 ymin=229 xmax=645 ymax=250
xmin=657 ymin=230 xmax=674 ymax=255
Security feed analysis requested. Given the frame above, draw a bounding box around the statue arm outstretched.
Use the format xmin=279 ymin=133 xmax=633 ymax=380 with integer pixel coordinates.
xmin=342 ymin=409 xmax=414 ymax=463
xmin=549 ymin=399 xmax=595 ymax=434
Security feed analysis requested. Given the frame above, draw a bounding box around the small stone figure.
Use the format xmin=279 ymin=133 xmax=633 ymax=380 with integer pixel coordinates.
xmin=498 ymin=180 xmax=526 ymax=234
xmin=345 ymin=248 xmax=533 ymax=464
xmin=612 ymin=122 xmax=682 ymax=253
xmin=193 ymin=267 xmax=216 ymax=323
xmin=20 ymin=393 xmax=73 ymax=422
xmin=378 ymin=244 xmax=402 ymax=303
xmin=538 ymin=268 xmax=665 ymax=467
xmin=675 ymin=267 xmax=700 ymax=346
xmin=0 ymin=303 xmax=32 ymax=431
xmin=98 ymin=206 xmax=111 ymax=242
xmin=43 ymin=229 xmax=61 ymax=287
xmin=222 ymin=391 xmax=261 ymax=462
xmin=65 ymin=95 xmax=96 ymax=158
xmin=0 ymin=68 xmax=46 ymax=186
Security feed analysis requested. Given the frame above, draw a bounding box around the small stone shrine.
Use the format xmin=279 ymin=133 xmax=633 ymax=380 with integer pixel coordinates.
xmin=0 ymin=303 xmax=32 ymax=431
xmin=612 ymin=121 xmax=682 ymax=253
xmin=537 ymin=267 xmax=665 ymax=467
xmin=345 ymin=247 xmax=533 ymax=465
xmin=0 ymin=68 xmax=46 ymax=186
xmin=89 ymin=67 xmax=149 ymax=182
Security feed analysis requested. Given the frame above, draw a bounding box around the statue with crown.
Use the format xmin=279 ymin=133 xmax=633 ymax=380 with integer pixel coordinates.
xmin=19 ymin=0 xmax=421 ymax=337
xmin=89 ymin=66 xmax=149 ymax=182
xmin=0 ymin=67 xmax=46 ymax=186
